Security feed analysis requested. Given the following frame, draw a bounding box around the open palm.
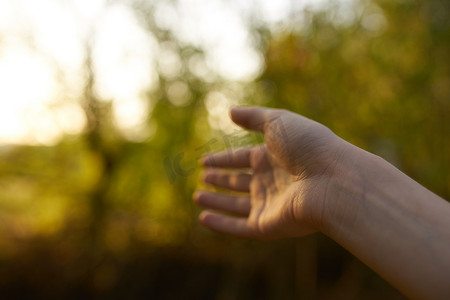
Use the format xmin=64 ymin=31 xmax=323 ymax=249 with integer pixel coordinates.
xmin=195 ymin=107 xmax=345 ymax=239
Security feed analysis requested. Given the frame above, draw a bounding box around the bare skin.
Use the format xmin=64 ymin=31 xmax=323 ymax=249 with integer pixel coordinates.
xmin=193 ymin=107 xmax=450 ymax=300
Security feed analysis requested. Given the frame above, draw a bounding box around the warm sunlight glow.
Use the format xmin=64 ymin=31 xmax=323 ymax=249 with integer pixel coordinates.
xmin=0 ymin=48 xmax=60 ymax=145
xmin=92 ymin=4 xmax=158 ymax=141
xmin=0 ymin=0 xmax=88 ymax=145
xmin=0 ymin=0 xmax=342 ymax=145
xmin=0 ymin=0 xmax=155 ymax=145
xmin=93 ymin=4 xmax=158 ymax=101
xmin=205 ymin=91 xmax=241 ymax=134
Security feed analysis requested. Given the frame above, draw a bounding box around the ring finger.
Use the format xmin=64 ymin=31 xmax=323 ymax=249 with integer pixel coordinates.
xmin=194 ymin=191 xmax=251 ymax=216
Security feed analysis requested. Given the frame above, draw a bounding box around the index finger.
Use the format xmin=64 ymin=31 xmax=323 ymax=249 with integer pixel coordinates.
xmin=201 ymin=147 xmax=253 ymax=168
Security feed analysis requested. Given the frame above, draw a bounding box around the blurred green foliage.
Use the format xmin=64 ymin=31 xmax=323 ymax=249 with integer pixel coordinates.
xmin=258 ymin=0 xmax=450 ymax=201
xmin=0 ymin=0 xmax=448 ymax=298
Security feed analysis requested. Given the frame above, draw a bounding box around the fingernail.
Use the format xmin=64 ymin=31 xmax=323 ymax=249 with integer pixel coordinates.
xmin=200 ymin=156 xmax=208 ymax=166
xmin=199 ymin=211 xmax=209 ymax=222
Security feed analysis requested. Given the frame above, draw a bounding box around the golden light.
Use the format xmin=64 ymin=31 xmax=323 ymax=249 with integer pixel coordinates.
xmin=0 ymin=0 xmax=342 ymax=145
xmin=0 ymin=0 xmax=156 ymax=145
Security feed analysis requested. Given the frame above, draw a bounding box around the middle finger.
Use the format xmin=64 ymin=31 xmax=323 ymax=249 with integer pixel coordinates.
xmin=203 ymin=169 xmax=252 ymax=192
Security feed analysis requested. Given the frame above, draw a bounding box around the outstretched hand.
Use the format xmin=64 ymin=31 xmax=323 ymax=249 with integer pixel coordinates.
xmin=194 ymin=107 xmax=347 ymax=240
xmin=193 ymin=106 xmax=450 ymax=299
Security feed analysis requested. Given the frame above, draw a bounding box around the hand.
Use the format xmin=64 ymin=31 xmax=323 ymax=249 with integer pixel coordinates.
xmin=194 ymin=106 xmax=450 ymax=298
xmin=194 ymin=107 xmax=347 ymax=240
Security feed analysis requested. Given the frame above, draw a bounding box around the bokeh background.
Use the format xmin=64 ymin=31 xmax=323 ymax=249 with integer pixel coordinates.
xmin=0 ymin=0 xmax=448 ymax=298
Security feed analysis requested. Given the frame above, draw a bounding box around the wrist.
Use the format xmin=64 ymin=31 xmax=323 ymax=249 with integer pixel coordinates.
xmin=318 ymin=141 xmax=376 ymax=237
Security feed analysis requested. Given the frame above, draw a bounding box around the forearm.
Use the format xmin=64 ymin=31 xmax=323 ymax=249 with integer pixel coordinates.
xmin=322 ymin=142 xmax=450 ymax=299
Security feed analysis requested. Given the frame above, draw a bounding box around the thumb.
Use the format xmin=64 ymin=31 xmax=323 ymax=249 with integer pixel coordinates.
xmin=230 ymin=106 xmax=294 ymax=173
xmin=230 ymin=106 xmax=283 ymax=133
